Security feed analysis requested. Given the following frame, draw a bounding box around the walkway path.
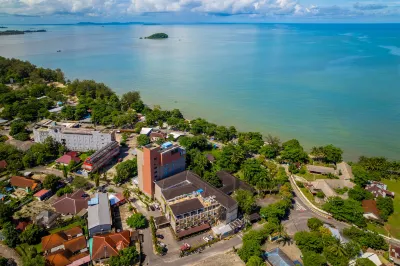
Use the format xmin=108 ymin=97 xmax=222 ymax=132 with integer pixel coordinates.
xmin=0 ymin=243 xmax=22 ymax=266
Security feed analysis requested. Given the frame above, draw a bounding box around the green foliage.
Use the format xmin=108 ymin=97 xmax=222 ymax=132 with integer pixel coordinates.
xmin=145 ymin=33 xmax=168 ymax=39
xmin=294 ymin=231 xmax=324 ymax=253
xmin=56 ymin=185 xmax=73 ymax=196
xmin=311 ymin=145 xmax=343 ymax=164
xmin=238 ymin=132 xmax=264 ymax=154
xmin=137 ymin=134 xmax=150 ymax=146
xmin=355 ymin=258 xmax=376 ymax=266
xmin=233 ymin=189 xmax=256 ymax=214
xmin=186 ymin=149 xmax=210 ymax=177
xmin=246 ymin=256 xmax=264 ymax=266
xmin=280 ymin=139 xmax=308 ymax=164
xmin=3 ymin=222 xmax=19 ymax=247
xmin=238 ymin=229 xmax=267 ymax=263
xmin=316 ymin=191 xmax=325 ymax=198
xmin=21 ymin=245 xmax=45 ymax=266
xmin=342 ymin=226 xmax=388 ymax=250
xmin=0 ymin=257 xmax=9 ymax=266
xmin=72 ymin=175 xmax=88 ymax=189
xmin=22 ymin=137 xmax=63 ymax=168
xmin=260 ymin=198 xmax=290 ymax=221
xmin=217 ymin=144 xmax=246 ymax=172
xmin=302 ymin=251 xmax=327 ymax=266
xmin=126 ymin=213 xmax=148 ymax=229
xmin=108 ymin=246 xmax=139 ymax=266
xmin=376 ymin=196 xmax=394 ymax=221
xmin=43 ymin=174 xmax=61 ymax=191
xmin=0 ymin=202 xmax=12 ymax=226
xmin=121 ymin=91 xmax=141 ymax=111
xmin=19 ymin=224 xmax=44 ymax=245
xmin=179 ymin=135 xmax=209 ymax=151
xmin=307 ymin=218 xmax=324 ymax=231
xmin=322 ymin=197 xmax=366 ymax=227
xmin=115 ymin=159 xmax=138 ymax=184
xmin=241 ymin=159 xmax=269 ymax=187
xmin=10 ymin=120 xmax=28 ymax=139
xmin=348 ymin=186 xmax=374 ymax=201
xmin=202 ymin=170 xmax=222 ymax=188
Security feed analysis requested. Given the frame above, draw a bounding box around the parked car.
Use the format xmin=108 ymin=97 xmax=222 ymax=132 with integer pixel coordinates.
xmin=180 ymin=243 xmax=190 ymax=251
xmin=158 ymin=242 xmax=166 ymax=247
xmin=150 ymin=206 xmax=155 ymax=211
xmin=208 ymin=235 xmax=214 ymax=240
xmin=156 ymin=234 xmax=164 ymax=239
xmin=203 ymin=236 xmax=209 ymax=242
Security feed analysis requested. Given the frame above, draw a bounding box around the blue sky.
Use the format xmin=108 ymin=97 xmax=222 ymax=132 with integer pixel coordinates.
xmin=0 ymin=0 xmax=399 ymax=24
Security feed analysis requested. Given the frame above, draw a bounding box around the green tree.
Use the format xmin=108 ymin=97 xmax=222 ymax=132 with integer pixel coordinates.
xmin=241 ymin=159 xmax=270 ymax=187
xmin=43 ymin=174 xmax=61 ymax=192
xmin=115 ymin=159 xmax=137 ymax=184
xmin=108 ymin=246 xmax=139 ymax=266
xmin=342 ymin=227 xmax=388 ymax=251
xmin=3 ymin=222 xmax=19 ymax=247
xmin=137 ymin=135 xmax=150 ymax=146
xmin=203 ymin=170 xmax=222 ymax=188
xmin=10 ymin=120 xmax=27 ymax=136
xmin=21 ymin=246 xmax=45 ymax=266
xmin=348 ymin=186 xmax=374 ymax=201
xmin=0 ymin=202 xmax=12 ymax=226
xmin=233 ymin=189 xmax=256 ymax=214
xmin=238 ymin=240 xmax=262 ymax=263
xmin=126 ymin=213 xmax=148 ymax=229
xmin=323 ymin=144 xmax=343 ymax=164
xmin=246 ymin=256 xmax=264 ymax=266
xmin=376 ymin=196 xmax=394 ymax=221
xmin=322 ymin=197 xmax=366 ymax=227
xmin=280 ymin=139 xmax=308 ymax=164
xmin=72 ymin=175 xmax=88 ymax=189
xmin=302 ymin=251 xmax=327 ymax=266
xmin=121 ymin=91 xmax=141 ymax=111
xmin=294 ymin=231 xmax=324 ymax=253
xmin=355 ymin=258 xmax=376 ymax=266
xmin=307 ymin=218 xmax=324 ymax=231
xmin=218 ymin=144 xmax=246 ymax=172
xmin=19 ymin=224 xmax=44 ymax=245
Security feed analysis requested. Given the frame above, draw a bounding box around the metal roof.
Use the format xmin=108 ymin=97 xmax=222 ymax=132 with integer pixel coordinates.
xmin=87 ymin=192 xmax=112 ymax=230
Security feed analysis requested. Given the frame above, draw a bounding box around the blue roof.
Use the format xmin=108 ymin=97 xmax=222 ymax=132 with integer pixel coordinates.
xmin=0 ymin=194 xmax=5 ymax=200
xmin=196 ymin=189 xmax=204 ymax=193
xmin=88 ymin=194 xmax=99 ymax=206
xmin=265 ymin=248 xmax=295 ymax=266
xmin=161 ymin=142 xmax=173 ymax=149
xmin=5 ymin=187 xmax=13 ymax=192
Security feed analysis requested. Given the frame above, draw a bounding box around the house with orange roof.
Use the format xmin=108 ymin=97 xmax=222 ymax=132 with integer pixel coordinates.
xmin=91 ymin=230 xmax=132 ymax=262
xmin=10 ymin=176 xmax=40 ymax=192
xmin=41 ymin=226 xmax=90 ymax=266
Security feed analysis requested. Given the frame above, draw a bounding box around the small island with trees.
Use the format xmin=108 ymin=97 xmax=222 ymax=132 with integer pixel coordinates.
xmin=0 ymin=29 xmax=46 ymax=36
xmin=143 ymin=33 xmax=168 ymax=39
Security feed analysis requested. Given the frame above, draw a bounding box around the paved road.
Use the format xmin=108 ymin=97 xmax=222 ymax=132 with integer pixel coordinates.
xmin=0 ymin=243 xmax=22 ymax=266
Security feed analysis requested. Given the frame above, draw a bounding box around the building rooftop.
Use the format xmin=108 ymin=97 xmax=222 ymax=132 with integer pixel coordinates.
xmin=10 ymin=176 xmax=39 ymax=190
xmin=87 ymin=192 xmax=111 ymax=230
xmin=307 ymin=165 xmax=336 ymax=174
xmin=155 ymin=170 xmax=237 ymax=210
xmin=216 ymin=171 xmax=255 ymax=195
xmin=91 ymin=230 xmax=131 ymax=261
xmin=265 ymin=248 xmax=295 ymax=266
xmin=170 ymin=198 xmax=204 ymax=216
xmin=362 ymin=199 xmax=380 ymax=217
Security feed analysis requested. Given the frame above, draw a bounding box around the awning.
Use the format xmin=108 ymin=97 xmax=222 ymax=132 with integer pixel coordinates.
xmin=177 ymin=223 xmax=210 ymax=238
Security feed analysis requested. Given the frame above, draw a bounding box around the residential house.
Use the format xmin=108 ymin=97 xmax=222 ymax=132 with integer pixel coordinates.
xmin=205 ymin=154 xmax=216 ymax=163
xmin=87 ymin=192 xmax=112 ymax=237
xmin=91 ymin=230 xmax=131 ymax=262
xmin=108 ymin=193 xmax=126 ymax=207
xmin=362 ymin=200 xmax=380 ymax=221
xmin=34 ymin=189 xmax=52 ymax=201
xmin=265 ymin=248 xmax=295 ymax=266
xmin=10 ymin=176 xmax=40 ymax=192
xmin=0 ymin=160 xmax=7 ymax=170
xmin=365 ymin=182 xmax=395 ymax=198
xmin=42 ymin=226 xmax=90 ymax=266
xmin=139 ymin=127 xmax=153 ymax=136
xmin=15 ymin=220 xmax=30 ymax=232
xmin=309 ymin=179 xmax=355 ymax=199
xmin=150 ymin=131 xmax=167 ymax=142
xmin=52 ymin=189 xmax=89 ymax=215
xmin=306 ymin=165 xmax=336 ymax=175
xmin=390 ymin=245 xmax=400 ymax=265
xmin=56 ymin=151 xmax=81 ymax=166
xmin=35 ymin=210 xmax=60 ymax=228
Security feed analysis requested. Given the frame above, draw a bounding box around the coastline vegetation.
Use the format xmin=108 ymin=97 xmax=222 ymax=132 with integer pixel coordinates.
xmin=144 ymin=33 xmax=168 ymax=39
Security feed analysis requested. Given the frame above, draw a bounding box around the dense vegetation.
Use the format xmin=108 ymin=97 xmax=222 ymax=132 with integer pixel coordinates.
xmin=145 ymin=33 xmax=168 ymax=39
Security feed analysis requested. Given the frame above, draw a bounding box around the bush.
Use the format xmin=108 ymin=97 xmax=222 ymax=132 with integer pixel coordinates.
xmin=316 ymin=191 xmax=325 ymax=198
xmin=296 ymin=181 xmax=304 ymax=188
xmin=126 ymin=213 xmax=148 ymax=229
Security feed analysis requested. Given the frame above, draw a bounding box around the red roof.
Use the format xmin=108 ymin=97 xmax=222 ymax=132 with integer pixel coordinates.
xmin=15 ymin=221 xmax=30 ymax=231
xmin=362 ymin=199 xmax=380 ymax=217
xmin=10 ymin=176 xmax=38 ymax=190
xmin=34 ymin=189 xmax=50 ymax=197
xmin=56 ymin=153 xmax=81 ymax=165
xmin=0 ymin=160 xmax=7 ymax=169
xmin=91 ymin=231 xmax=131 ymax=261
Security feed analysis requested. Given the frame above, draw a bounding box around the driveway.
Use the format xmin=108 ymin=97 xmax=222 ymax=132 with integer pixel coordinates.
xmin=0 ymin=243 xmax=22 ymax=266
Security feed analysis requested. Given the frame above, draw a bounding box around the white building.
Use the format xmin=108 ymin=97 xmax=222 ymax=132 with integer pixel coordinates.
xmin=33 ymin=126 xmax=115 ymax=152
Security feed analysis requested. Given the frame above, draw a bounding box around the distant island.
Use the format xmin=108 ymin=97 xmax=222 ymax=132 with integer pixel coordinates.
xmin=0 ymin=26 xmax=7 ymax=29
xmin=0 ymin=29 xmax=46 ymax=36
xmin=144 ymin=33 xmax=168 ymax=39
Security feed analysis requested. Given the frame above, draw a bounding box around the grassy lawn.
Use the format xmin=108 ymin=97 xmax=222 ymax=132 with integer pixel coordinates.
xmin=297 ymin=172 xmax=326 ymax=181
xmin=203 ymin=149 xmax=221 ymax=160
xmin=382 ymin=179 xmax=400 ymax=239
xmin=367 ymin=223 xmax=388 ymax=236
xmin=50 ymin=221 xmax=82 ymax=234
xmin=300 ymin=187 xmax=322 ymax=207
xmin=16 ymin=242 xmax=42 ymax=256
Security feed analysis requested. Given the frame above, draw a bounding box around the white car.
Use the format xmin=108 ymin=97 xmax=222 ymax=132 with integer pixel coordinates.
xmin=203 ymin=236 xmax=209 ymax=242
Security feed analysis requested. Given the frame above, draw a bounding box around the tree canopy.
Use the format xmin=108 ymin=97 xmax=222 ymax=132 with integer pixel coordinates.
xmin=126 ymin=213 xmax=148 ymax=229
xmin=322 ymin=197 xmax=366 ymax=228
xmin=115 ymin=159 xmax=138 ymax=184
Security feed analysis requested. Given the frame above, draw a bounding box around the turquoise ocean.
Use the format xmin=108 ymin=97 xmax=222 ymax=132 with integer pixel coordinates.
xmin=0 ymin=23 xmax=399 ymax=160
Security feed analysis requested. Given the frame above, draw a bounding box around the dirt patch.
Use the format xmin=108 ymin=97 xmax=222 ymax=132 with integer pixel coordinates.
xmin=256 ymin=195 xmax=280 ymax=207
xmin=14 ymin=199 xmax=55 ymax=220
xmin=12 ymin=189 xmax=28 ymax=199
xmin=191 ymin=250 xmax=245 ymax=266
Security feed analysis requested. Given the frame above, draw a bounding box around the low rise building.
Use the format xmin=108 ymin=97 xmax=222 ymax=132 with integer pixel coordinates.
xmin=216 ymin=171 xmax=255 ymax=195
xmin=10 ymin=176 xmax=40 ymax=192
xmin=35 ymin=210 xmax=60 ymax=228
xmin=150 ymin=131 xmax=167 ymax=142
xmin=390 ymin=245 xmax=400 ymax=265
xmin=362 ymin=199 xmax=380 ymax=221
xmin=91 ymin=230 xmax=132 ymax=262
xmin=306 ymin=165 xmax=336 ymax=175
xmin=34 ymin=189 xmax=52 ymax=201
xmin=55 ymin=151 xmax=81 ymax=166
xmin=265 ymin=248 xmax=295 ymax=266
xmin=154 ymin=170 xmax=238 ymax=238
xmin=82 ymin=141 xmax=119 ymax=172
xmin=52 ymin=189 xmax=89 ymax=215
xmin=33 ymin=125 xmax=116 ymax=152
xmin=87 ymin=193 xmax=112 ymax=237
xmin=309 ymin=179 xmax=355 ymax=199
xmin=365 ymin=181 xmax=395 ymax=198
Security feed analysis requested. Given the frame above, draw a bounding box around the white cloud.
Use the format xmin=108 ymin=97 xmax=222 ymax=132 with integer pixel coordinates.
xmin=0 ymin=0 xmax=399 ymax=19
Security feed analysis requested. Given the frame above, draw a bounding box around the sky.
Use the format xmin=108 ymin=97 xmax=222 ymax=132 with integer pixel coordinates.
xmin=0 ymin=0 xmax=399 ymax=24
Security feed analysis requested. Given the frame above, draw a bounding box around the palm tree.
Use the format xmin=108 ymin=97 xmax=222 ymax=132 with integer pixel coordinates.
xmin=123 ymin=188 xmax=131 ymax=200
xmin=327 ymin=239 xmax=347 ymax=257
xmin=276 ymin=225 xmax=292 ymax=246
